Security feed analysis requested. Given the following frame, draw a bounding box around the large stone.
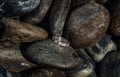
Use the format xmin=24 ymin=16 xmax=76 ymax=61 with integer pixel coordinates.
xmin=64 ymin=3 xmax=110 ymax=48
xmin=24 ymin=39 xmax=81 ymax=70
xmin=1 ymin=18 xmax=48 ymax=43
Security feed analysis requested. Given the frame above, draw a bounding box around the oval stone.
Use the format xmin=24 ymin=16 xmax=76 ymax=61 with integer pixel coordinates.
xmin=24 ymin=39 xmax=81 ymax=70
xmin=64 ymin=3 xmax=110 ymax=48
xmin=1 ymin=18 xmax=48 ymax=43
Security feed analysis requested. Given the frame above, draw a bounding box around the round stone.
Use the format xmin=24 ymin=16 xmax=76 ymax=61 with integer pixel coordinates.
xmin=64 ymin=3 xmax=110 ymax=48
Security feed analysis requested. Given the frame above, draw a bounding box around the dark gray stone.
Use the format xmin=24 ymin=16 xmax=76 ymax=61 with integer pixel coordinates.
xmin=24 ymin=39 xmax=81 ymax=70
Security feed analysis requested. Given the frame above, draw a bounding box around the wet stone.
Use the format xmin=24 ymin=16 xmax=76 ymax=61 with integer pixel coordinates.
xmin=1 ymin=18 xmax=48 ymax=43
xmin=64 ymin=2 xmax=110 ymax=48
xmin=0 ymin=41 xmax=36 ymax=72
xmin=23 ymin=39 xmax=81 ymax=70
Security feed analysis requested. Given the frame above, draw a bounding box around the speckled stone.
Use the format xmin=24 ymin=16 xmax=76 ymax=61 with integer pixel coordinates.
xmin=24 ymin=39 xmax=81 ymax=70
xmin=1 ymin=18 xmax=48 ymax=43
xmin=0 ymin=41 xmax=36 ymax=72
xmin=64 ymin=2 xmax=110 ymax=48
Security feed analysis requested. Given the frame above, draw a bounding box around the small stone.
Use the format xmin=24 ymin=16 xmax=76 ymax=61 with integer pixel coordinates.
xmin=24 ymin=39 xmax=81 ymax=70
xmin=1 ymin=18 xmax=48 ymax=43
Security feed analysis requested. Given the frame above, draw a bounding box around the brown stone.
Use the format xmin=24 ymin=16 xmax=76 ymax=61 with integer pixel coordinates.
xmin=64 ymin=3 xmax=110 ymax=48
xmin=1 ymin=18 xmax=48 ymax=43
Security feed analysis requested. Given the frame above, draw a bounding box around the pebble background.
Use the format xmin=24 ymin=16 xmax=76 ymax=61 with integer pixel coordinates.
xmin=0 ymin=0 xmax=120 ymax=77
